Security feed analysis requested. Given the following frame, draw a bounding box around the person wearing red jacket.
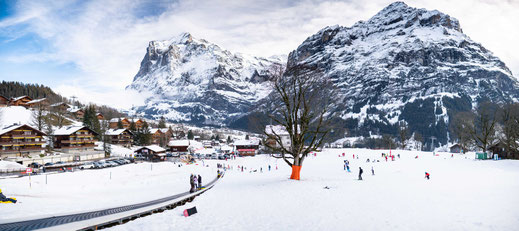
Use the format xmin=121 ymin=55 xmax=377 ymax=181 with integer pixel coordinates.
xmin=425 ymin=172 xmax=430 ymax=180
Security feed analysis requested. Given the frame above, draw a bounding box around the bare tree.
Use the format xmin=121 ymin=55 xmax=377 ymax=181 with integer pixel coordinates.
xmin=264 ymin=65 xmax=333 ymax=180
xmin=472 ymin=102 xmax=498 ymax=151
xmin=51 ymin=105 xmax=68 ymax=128
xmin=398 ymin=121 xmax=409 ymax=149
xmin=451 ymin=111 xmax=475 ymax=152
xmin=499 ymin=103 xmax=519 ymax=158
xmin=31 ymin=104 xmax=46 ymax=131
xmin=414 ymin=132 xmax=423 ymax=151
xmin=43 ymin=115 xmax=54 ymax=152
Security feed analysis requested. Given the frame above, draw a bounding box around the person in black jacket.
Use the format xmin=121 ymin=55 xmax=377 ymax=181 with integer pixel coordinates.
xmin=358 ymin=167 xmax=363 ymax=180
xmin=189 ymin=174 xmax=195 ymax=193
xmin=198 ymin=174 xmax=202 ymax=189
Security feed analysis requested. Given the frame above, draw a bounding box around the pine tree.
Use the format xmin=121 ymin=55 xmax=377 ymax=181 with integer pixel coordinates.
xmin=227 ymin=135 xmax=232 ymax=143
xmin=245 ymin=134 xmax=250 ymax=140
xmin=140 ymin=121 xmax=152 ymax=145
xmin=215 ymin=134 xmax=220 ymax=140
xmin=117 ymin=118 xmax=123 ymax=129
xmin=158 ymin=117 xmax=166 ymax=128
xmin=187 ymin=130 xmax=194 ymax=140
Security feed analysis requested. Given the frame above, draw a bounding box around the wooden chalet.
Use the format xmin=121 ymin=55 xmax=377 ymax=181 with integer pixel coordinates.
xmin=0 ymin=96 xmax=9 ymax=107
xmin=135 ymin=145 xmax=166 ymax=161
xmin=488 ymin=141 xmax=519 ymax=159
xmin=9 ymin=96 xmax=32 ymax=107
xmin=135 ymin=119 xmax=145 ymax=129
xmin=96 ymin=113 xmax=105 ymax=120
xmin=50 ymin=102 xmax=70 ymax=112
xmin=150 ymin=128 xmax=163 ymax=145
xmin=69 ymin=108 xmax=85 ymax=119
xmin=234 ymin=139 xmax=261 ymax=156
xmin=449 ymin=144 xmax=465 ymax=153
xmin=0 ymin=124 xmax=47 ymax=158
xmin=106 ymin=128 xmax=133 ymax=148
xmin=52 ymin=126 xmax=98 ymax=153
xmin=168 ymin=139 xmax=190 ymax=154
xmin=109 ymin=118 xmax=131 ymax=129
xmin=26 ymin=98 xmax=48 ymax=109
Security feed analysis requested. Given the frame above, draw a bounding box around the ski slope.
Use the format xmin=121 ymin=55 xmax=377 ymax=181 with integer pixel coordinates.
xmin=105 ymin=149 xmax=519 ymax=231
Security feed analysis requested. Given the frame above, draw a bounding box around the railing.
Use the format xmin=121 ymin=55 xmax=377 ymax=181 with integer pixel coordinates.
xmin=0 ymin=141 xmax=45 ymax=145
xmin=11 ymin=134 xmax=37 ymax=138
xmin=0 ymin=148 xmax=44 ymax=154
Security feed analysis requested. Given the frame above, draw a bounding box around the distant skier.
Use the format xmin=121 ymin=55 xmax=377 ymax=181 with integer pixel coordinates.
xmin=198 ymin=175 xmax=202 ymax=189
xmin=371 ymin=167 xmax=375 ymax=175
xmin=358 ymin=167 xmax=363 ymax=180
xmin=0 ymin=188 xmax=16 ymax=203
xmin=425 ymin=172 xmax=430 ymax=180
xmin=366 ymin=158 xmax=370 ymax=162
xmin=346 ymin=165 xmax=350 ymax=172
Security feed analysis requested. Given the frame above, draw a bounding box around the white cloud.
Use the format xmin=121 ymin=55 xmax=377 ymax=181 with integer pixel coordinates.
xmin=1 ymin=0 xmax=518 ymax=109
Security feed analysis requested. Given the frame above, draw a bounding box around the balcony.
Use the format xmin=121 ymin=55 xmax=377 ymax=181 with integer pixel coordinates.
xmin=0 ymin=141 xmax=45 ymax=146
xmin=0 ymin=147 xmax=44 ymax=154
xmin=11 ymin=134 xmax=38 ymax=139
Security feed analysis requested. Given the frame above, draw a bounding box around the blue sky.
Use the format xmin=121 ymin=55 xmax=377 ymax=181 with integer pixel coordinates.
xmin=0 ymin=0 xmax=518 ymax=109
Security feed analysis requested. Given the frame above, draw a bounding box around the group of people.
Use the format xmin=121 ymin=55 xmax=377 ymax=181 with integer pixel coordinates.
xmin=189 ymin=174 xmax=202 ymax=193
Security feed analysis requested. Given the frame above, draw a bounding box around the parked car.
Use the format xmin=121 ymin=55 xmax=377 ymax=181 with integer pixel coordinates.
xmin=29 ymin=162 xmax=42 ymax=168
xmin=166 ymin=153 xmax=173 ymax=157
xmin=93 ymin=162 xmax=104 ymax=169
xmin=109 ymin=161 xmax=120 ymax=166
xmin=44 ymin=162 xmax=54 ymax=166
xmin=55 ymin=161 xmax=65 ymax=165
xmin=80 ymin=162 xmax=95 ymax=170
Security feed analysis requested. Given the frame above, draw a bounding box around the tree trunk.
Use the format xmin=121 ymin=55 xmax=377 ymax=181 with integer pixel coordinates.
xmin=290 ymin=165 xmax=301 ymax=180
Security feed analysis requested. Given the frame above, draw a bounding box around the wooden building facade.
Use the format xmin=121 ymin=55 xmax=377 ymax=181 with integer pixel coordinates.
xmin=106 ymin=128 xmax=133 ymax=148
xmin=53 ymin=126 xmax=98 ymax=153
xmin=0 ymin=124 xmax=46 ymax=158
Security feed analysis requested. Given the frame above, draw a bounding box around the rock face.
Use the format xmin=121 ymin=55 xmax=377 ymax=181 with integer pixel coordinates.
xmin=279 ymin=1 xmax=519 ymax=146
xmin=127 ymin=33 xmax=284 ymax=126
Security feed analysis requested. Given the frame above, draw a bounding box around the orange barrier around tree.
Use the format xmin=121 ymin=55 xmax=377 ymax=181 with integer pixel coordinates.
xmin=290 ymin=165 xmax=301 ymax=180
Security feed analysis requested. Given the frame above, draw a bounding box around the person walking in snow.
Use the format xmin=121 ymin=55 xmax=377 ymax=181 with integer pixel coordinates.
xmin=425 ymin=172 xmax=430 ymax=180
xmin=346 ymin=164 xmax=350 ymax=172
xmin=189 ymin=174 xmax=195 ymax=193
xmin=358 ymin=167 xmax=363 ymax=180
xmin=198 ymin=174 xmax=202 ymax=189
xmin=268 ymin=165 xmax=271 ymax=171
xmin=371 ymin=167 xmax=375 ymax=175
xmin=193 ymin=175 xmax=198 ymax=189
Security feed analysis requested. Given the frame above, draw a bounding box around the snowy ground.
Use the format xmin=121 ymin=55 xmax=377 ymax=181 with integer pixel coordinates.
xmin=104 ymin=149 xmax=519 ymax=231
xmin=1 ymin=149 xmax=518 ymax=230
xmin=0 ymin=161 xmax=216 ymax=220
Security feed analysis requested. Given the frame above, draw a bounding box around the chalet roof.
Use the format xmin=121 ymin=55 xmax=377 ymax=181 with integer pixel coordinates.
xmin=11 ymin=95 xmax=32 ymax=102
xmin=26 ymin=98 xmax=46 ymax=104
xmin=160 ymin=128 xmax=170 ymax=133
xmin=265 ymin=125 xmax=289 ymax=136
xmin=0 ymin=95 xmax=8 ymax=100
xmin=109 ymin=117 xmax=129 ymax=123
xmin=168 ymin=139 xmax=190 ymax=147
xmin=220 ymin=145 xmax=233 ymax=151
xmin=136 ymin=145 xmax=166 ymax=153
xmin=234 ymin=139 xmax=260 ymax=146
xmin=150 ymin=128 xmax=163 ymax=134
xmin=50 ymin=102 xmax=70 ymax=108
xmin=0 ymin=123 xmax=47 ymax=136
xmin=68 ymin=108 xmax=83 ymax=113
xmin=53 ymin=125 xmax=98 ymax=136
xmin=106 ymin=128 xmax=133 ymax=136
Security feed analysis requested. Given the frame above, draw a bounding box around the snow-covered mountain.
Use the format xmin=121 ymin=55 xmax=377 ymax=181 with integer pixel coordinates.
xmin=233 ymin=2 xmax=519 ymax=146
xmin=129 ymin=2 xmax=519 ymax=147
xmin=127 ymin=33 xmax=284 ymax=126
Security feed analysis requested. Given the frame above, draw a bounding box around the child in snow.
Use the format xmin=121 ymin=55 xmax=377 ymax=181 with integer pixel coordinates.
xmin=358 ymin=167 xmax=363 ymax=180
xmin=425 ymin=172 xmax=430 ymax=180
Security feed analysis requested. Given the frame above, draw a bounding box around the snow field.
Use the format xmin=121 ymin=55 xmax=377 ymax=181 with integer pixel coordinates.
xmin=108 ymin=149 xmax=519 ymax=231
xmin=0 ymin=161 xmax=216 ymax=220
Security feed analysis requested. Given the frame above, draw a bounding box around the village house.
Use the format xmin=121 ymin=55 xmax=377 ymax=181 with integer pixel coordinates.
xmin=0 ymin=124 xmax=46 ymax=158
xmin=26 ymin=98 xmax=48 ymax=109
xmin=135 ymin=145 xmax=166 ymax=161
xmin=9 ymin=95 xmax=32 ymax=107
xmin=234 ymin=139 xmax=261 ymax=156
xmin=109 ymin=118 xmax=130 ymax=129
xmin=488 ymin=141 xmax=519 ymax=159
xmin=52 ymin=126 xmax=98 ymax=153
xmin=449 ymin=144 xmax=466 ymax=153
xmin=68 ymin=108 xmax=85 ymax=119
xmin=105 ymin=128 xmax=134 ymax=148
xmin=0 ymin=96 xmax=8 ymax=107
xmin=50 ymin=102 xmax=71 ymax=112
xmin=265 ymin=125 xmax=292 ymax=151
xmin=150 ymin=128 xmax=163 ymax=145
xmin=135 ymin=119 xmax=145 ymax=129
xmin=96 ymin=113 xmax=105 ymax=120
xmin=168 ymin=139 xmax=190 ymax=154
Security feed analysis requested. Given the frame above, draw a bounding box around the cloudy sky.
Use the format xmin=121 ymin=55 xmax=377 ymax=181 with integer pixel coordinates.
xmin=0 ymin=0 xmax=518 ymax=109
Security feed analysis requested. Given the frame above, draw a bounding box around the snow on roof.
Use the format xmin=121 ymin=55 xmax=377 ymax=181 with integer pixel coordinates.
xmin=53 ymin=126 xmax=93 ymax=136
xmin=160 ymin=128 xmax=169 ymax=133
xmin=106 ymin=128 xmax=130 ymax=136
xmin=168 ymin=139 xmax=190 ymax=146
xmin=26 ymin=98 xmax=46 ymax=104
xmin=50 ymin=102 xmax=70 ymax=108
xmin=0 ymin=124 xmax=45 ymax=136
xmin=234 ymin=139 xmax=260 ymax=146
xmin=136 ymin=145 xmax=166 ymax=153
xmin=109 ymin=117 xmax=128 ymax=123
xmin=265 ymin=125 xmax=289 ymax=136
xmin=68 ymin=108 xmax=83 ymax=113
xmin=220 ymin=145 xmax=233 ymax=151
xmin=0 ymin=106 xmax=33 ymax=127
xmin=11 ymin=95 xmax=31 ymax=101
xmin=150 ymin=128 xmax=162 ymax=134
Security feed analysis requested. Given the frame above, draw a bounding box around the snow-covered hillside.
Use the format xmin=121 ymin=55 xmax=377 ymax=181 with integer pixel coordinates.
xmin=0 ymin=106 xmax=32 ymax=126
xmin=127 ymin=33 xmax=285 ymax=126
